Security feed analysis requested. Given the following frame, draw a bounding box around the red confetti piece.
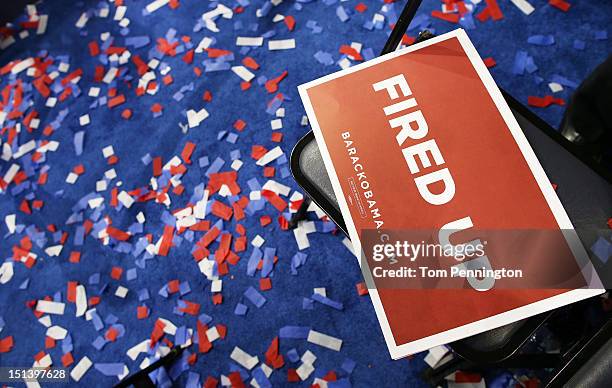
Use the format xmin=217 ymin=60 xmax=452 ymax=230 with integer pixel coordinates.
xmin=88 ymin=41 xmax=100 ymax=56
xmin=355 ymin=2 xmax=367 ymax=13
xmin=356 ymin=282 xmax=369 ymax=296
xmin=339 ymin=45 xmax=363 ymax=61
xmin=107 ymin=226 xmax=131 ymax=241
xmin=69 ymin=251 xmax=81 ymax=263
xmin=271 ymin=132 xmax=283 ymax=143
xmin=527 ymin=95 xmax=565 ymax=108
xmin=108 ymin=94 xmax=126 ymax=108
xmin=182 ymin=49 xmax=194 ymax=64
xmin=204 ymin=376 xmax=219 ymax=388
xmin=242 ymin=56 xmax=259 ymax=70
xmin=61 ymin=352 xmax=74 ymax=367
xmin=228 ymin=372 xmax=245 ymax=388
xmin=181 ymin=141 xmax=196 ymax=164
xmin=45 ymin=336 xmax=55 ymax=349
xmin=110 ymin=266 xmax=123 ymax=280
xmin=151 ymin=103 xmax=163 ymax=113
xmin=240 ymin=81 xmax=251 ymax=91
xmin=137 ymin=306 xmax=149 ymax=319
xmin=549 ymin=0 xmax=571 ymax=12
xmin=284 ymin=15 xmax=296 ymax=31
xmin=261 ymin=190 xmax=287 ymax=212
xmin=287 ymin=369 xmax=300 ymax=382
xmin=431 ymin=10 xmax=460 ymax=23
xmin=483 ymin=57 xmax=496 ymax=68
xmin=211 ymin=200 xmax=233 ymax=221
xmin=607 ymin=218 xmax=612 ymax=229
xmin=121 ymin=109 xmax=132 ymax=119
xmin=265 ymin=71 xmax=288 ymax=93
xmin=233 ymin=119 xmax=247 ymax=131
xmin=260 ymin=277 xmax=272 ymax=291
xmin=105 ymin=327 xmax=119 ymax=342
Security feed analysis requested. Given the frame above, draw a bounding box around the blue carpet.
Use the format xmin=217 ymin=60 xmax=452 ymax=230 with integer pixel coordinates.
xmin=0 ymin=0 xmax=610 ymax=386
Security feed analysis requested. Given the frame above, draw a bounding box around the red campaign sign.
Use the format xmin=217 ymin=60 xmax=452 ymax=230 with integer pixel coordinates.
xmin=299 ymin=29 xmax=603 ymax=359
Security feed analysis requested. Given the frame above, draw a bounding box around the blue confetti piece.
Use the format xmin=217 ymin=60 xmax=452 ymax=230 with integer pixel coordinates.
xmin=512 ymin=50 xmax=528 ymax=75
xmin=302 ymin=297 xmax=314 ymax=310
xmin=341 ymin=358 xmax=356 ymax=374
xmin=573 ymin=39 xmax=586 ymax=50
xmin=279 ymin=325 xmax=309 ymax=339
xmin=590 ymin=237 xmax=611 ymax=263
xmin=92 ymin=336 xmax=107 ymax=350
xmin=311 ymin=293 xmax=344 ymax=310
xmin=594 ymin=30 xmax=608 ymax=40
xmin=95 ymin=363 xmax=126 ymax=376
xmin=527 ymin=35 xmax=555 ymax=46
xmin=314 ymin=51 xmax=334 ymax=66
xmin=186 ymin=372 xmax=200 ymax=388
xmin=247 ymin=247 xmax=263 ymax=276
xmin=336 ymin=6 xmax=350 ymax=22
xmin=287 ymin=348 xmax=300 ymax=362
xmin=234 ymin=302 xmax=248 ymax=316
xmin=244 ymin=286 xmax=266 ymax=308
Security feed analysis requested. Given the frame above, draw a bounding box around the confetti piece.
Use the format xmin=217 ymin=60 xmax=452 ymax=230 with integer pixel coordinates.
xmin=230 ymin=346 xmax=259 ymax=370
xmin=549 ymin=0 xmax=571 ymax=12
xmin=237 ymin=37 xmax=263 ymax=46
xmin=36 ymin=300 xmax=65 ymax=315
xmin=268 ymin=39 xmax=296 ymax=50
xmin=307 ymin=329 xmax=342 ymax=351
xmin=70 ymin=356 xmax=92 ymax=382
xmin=510 ymin=0 xmax=535 ymax=15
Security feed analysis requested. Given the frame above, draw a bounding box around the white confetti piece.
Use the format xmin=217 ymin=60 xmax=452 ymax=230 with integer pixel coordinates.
xmin=296 ymin=362 xmax=314 ymax=380
xmin=230 ymin=159 xmax=243 ymax=170
xmin=36 ymin=300 xmax=65 ymax=315
xmin=70 ymin=356 xmax=92 ymax=382
xmin=270 ymin=119 xmax=283 ymax=130
xmin=548 ymin=82 xmax=563 ymax=93
xmin=79 ymin=114 xmax=90 ymax=126
xmin=2 ymin=164 xmax=20 ymax=187
xmin=202 ymin=4 xmax=233 ymax=32
xmin=0 ymin=262 xmax=14 ymax=284
xmin=307 ymin=329 xmax=342 ymax=351
xmin=5 ymin=214 xmax=16 ymax=234
xmin=236 ymin=37 xmax=264 ymax=46
xmin=118 ymin=191 xmax=134 ymax=208
xmin=11 ymin=58 xmax=34 ymax=74
xmin=115 ymin=285 xmax=128 ymax=298
xmin=268 ymin=39 xmax=296 ymax=50
xmin=187 ymin=108 xmax=210 ymax=128
xmin=206 ymin=326 xmax=220 ymax=342
xmin=127 ymin=339 xmax=150 ymax=360
xmin=230 ymin=347 xmax=259 ymax=370
xmin=211 ymin=279 xmax=222 ymax=293
xmin=193 ymin=189 xmax=209 ymax=219
xmin=231 ymin=66 xmax=255 ymax=82
xmin=510 ymin=0 xmax=535 ymax=15
xmin=146 ymin=0 xmax=170 ymax=13
xmin=256 ymin=146 xmax=283 ymax=166
xmin=44 ymin=245 xmax=63 ymax=257
xmin=251 ymin=235 xmax=265 ymax=247
xmin=262 ymin=180 xmax=291 ymax=196
xmin=75 ymin=12 xmax=89 ymax=28
xmin=37 ymin=15 xmax=48 ymax=35
xmin=75 ymin=285 xmax=87 ymax=317
xmin=46 ymin=325 xmax=68 ymax=340
xmin=424 ymin=345 xmax=449 ymax=367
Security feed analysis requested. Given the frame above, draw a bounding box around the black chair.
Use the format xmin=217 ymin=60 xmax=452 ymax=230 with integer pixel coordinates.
xmin=289 ymin=1 xmax=612 ymax=384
